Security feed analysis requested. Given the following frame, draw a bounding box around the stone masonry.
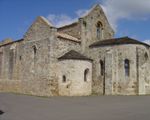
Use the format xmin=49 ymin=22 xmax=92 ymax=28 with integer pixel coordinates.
xmin=0 ymin=4 xmax=149 ymax=96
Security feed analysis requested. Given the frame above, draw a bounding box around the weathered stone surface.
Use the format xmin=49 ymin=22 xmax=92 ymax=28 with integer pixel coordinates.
xmin=58 ymin=60 xmax=92 ymax=96
xmin=0 ymin=4 xmax=149 ymax=96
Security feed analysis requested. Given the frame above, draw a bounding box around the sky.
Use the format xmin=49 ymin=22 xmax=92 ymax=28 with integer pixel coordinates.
xmin=0 ymin=0 xmax=150 ymax=44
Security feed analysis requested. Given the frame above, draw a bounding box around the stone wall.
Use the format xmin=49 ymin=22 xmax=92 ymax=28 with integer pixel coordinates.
xmin=58 ymin=60 xmax=92 ymax=96
xmin=0 ymin=16 xmax=59 ymax=96
xmin=58 ymin=23 xmax=81 ymax=39
xmin=48 ymin=37 xmax=81 ymax=91
xmin=0 ymin=23 xmax=81 ymax=97
xmin=0 ymin=37 xmax=56 ymax=96
xmin=80 ymin=5 xmax=114 ymax=53
xmin=0 ymin=5 xmax=149 ymax=96
xmin=137 ymin=46 xmax=150 ymax=95
xmin=87 ymin=44 xmax=150 ymax=95
xmin=24 ymin=16 xmax=55 ymax=42
xmin=0 ymin=80 xmax=21 ymax=93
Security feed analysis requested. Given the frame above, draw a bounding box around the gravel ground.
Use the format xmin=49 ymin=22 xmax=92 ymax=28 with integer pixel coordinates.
xmin=0 ymin=93 xmax=150 ymax=120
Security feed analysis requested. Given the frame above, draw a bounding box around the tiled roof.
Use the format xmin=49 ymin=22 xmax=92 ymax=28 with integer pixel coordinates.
xmin=58 ymin=50 xmax=93 ymax=61
xmin=56 ymin=32 xmax=80 ymax=43
xmin=90 ymin=37 xmax=150 ymax=48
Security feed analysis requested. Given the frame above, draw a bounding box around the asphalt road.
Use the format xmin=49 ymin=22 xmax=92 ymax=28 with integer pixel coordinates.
xmin=0 ymin=93 xmax=150 ymax=120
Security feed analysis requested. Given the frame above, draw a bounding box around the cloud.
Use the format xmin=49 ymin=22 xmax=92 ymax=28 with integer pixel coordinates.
xmin=47 ymin=9 xmax=89 ymax=27
xmin=101 ymin=0 xmax=150 ymax=30
xmin=47 ymin=14 xmax=77 ymax=27
xmin=75 ymin=9 xmax=89 ymax=17
xmin=47 ymin=1 xmax=150 ymax=29
xmin=143 ymin=40 xmax=150 ymax=45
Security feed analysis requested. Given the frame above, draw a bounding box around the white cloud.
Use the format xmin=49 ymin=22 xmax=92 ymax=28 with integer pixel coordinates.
xmin=47 ymin=9 xmax=89 ymax=27
xmin=101 ymin=0 xmax=150 ymax=30
xmin=143 ymin=40 xmax=150 ymax=45
xmin=47 ymin=1 xmax=150 ymax=29
xmin=47 ymin=14 xmax=77 ymax=27
xmin=75 ymin=9 xmax=89 ymax=17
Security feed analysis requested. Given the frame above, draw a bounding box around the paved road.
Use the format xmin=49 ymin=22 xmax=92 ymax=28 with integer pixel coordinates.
xmin=0 ymin=93 xmax=150 ymax=120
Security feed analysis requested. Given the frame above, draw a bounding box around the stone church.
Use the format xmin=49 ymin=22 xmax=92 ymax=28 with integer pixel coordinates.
xmin=0 ymin=4 xmax=150 ymax=96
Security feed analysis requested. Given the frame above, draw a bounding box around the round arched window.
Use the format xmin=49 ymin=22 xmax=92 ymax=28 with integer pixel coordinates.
xmin=100 ymin=60 xmax=104 ymax=76
xmin=124 ymin=59 xmax=130 ymax=77
xmin=62 ymin=75 xmax=66 ymax=83
xmin=84 ymin=68 xmax=89 ymax=82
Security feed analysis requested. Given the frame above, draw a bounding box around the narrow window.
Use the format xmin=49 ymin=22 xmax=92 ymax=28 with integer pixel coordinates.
xmin=84 ymin=69 xmax=89 ymax=82
xmin=19 ymin=56 xmax=22 ymax=60
xmin=124 ymin=59 xmax=130 ymax=77
xmin=62 ymin=75 xmax=66 ymax=83
xmin=96 ymin=22 xmax=103 ymax=39
xmin=33 ymin=45 xmax=37 ymax=55
xmin=100 ymin=60 xmax=104 ymax=76
xmin=83 ymin=21 xmax=87 ymax=27
xmin=145 ymin=52 xmax=148 ymax=61
xmin=32 ymin=45 xmax=37 ymax=60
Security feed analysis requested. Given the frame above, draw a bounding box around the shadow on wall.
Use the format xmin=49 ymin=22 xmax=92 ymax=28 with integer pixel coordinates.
xmin=0 ymin=110 xmax=4 ymax=115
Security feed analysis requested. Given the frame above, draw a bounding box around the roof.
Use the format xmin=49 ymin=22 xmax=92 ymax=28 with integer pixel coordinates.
xmin=37 ymin=16 xmax=54 ymax=27
xmin=57 ymin=4 xmax=100 ymax=29
xmin=58 ymin=50 xmax=93 ymax=61
xmin=0 ymin=39 xmax=24 ymax=47
xmin=58 ymin=21 xmax=78 ymax=30
xmin=79 ymin=4 xmax=100 ymax=18
xmin=58 ymin=4 xmax=114 ymax=33
xmin=0 ymin=38 xmax=13 ymax=46
xmin=56 ymin=32 xmax=81 ymax=43
xmin=57 ymin=4 xmax=99 ymax=29
xmin=89 ymin=37 xmax=150 ymax=48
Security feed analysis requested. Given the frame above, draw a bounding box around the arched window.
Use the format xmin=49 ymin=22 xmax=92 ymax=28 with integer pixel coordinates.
xmin=32 ymin=45 xmax=37 ymax=60
xmin=84 ymin=68 xmax=89 ymax=82
xmin=100 ymin=60 xmax=104 ymax=76
xmin=96 ymin=22 xmax=103 ymax=39
xmin=19 ymin=56 xmax=22 ymax=60
xmin=62 ymin=75 xmax=66 ymax=83
xmin=124 ymin=59 xmax=130 ymax=77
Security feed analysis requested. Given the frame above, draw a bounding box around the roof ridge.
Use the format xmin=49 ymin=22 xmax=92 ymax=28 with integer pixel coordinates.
xmin=58 ymin=50 xmax=93 ymax=61
xmin=56 ymin=32 xmax=80 ymax=42
xmin=58 ymin=21 xmax=78 ymax=29
xmin=90 ymin=37 xmax=150 ymax=47
xmin=37 ymin=16 xmax=54 ymax=27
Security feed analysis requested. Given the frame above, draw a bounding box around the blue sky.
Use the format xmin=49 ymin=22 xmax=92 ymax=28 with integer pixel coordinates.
xmin=0 ymin=0 xmax=150 ymax=43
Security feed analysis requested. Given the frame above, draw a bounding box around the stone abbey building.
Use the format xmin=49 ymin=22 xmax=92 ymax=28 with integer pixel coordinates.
xmin=0 ymin=4 xmax=150 ymax=96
